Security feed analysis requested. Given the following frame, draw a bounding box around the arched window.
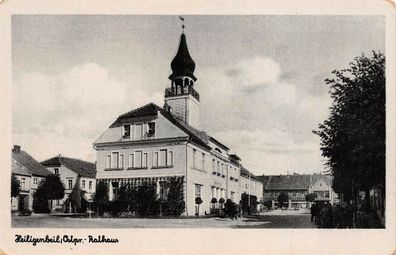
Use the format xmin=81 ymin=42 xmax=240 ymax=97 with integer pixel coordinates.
xmin=184 ymin=77 xmax=189 ymax=86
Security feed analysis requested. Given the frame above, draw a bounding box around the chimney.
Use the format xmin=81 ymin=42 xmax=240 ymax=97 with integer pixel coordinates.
xmin=13 ymin=145 xmax=21 ymax=153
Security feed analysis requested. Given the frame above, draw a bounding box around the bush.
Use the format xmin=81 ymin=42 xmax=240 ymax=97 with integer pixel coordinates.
xmin=136 ymin=184 xmax=159 ymax=217
xmin=162 ymin=177 xmax=185 ymax=217
xmin=33 ymin=190 xmax=50 ymax=213
xmin=224 ymin=199 xmax=238 ymax=219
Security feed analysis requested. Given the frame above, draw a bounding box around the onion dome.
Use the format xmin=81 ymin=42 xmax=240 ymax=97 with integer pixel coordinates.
xmin=169 ymin=33 xmax=197 ymax=81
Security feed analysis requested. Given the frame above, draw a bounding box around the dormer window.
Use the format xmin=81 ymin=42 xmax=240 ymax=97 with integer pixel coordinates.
xmin=123 ymin=125 xmax=131 ymax=138
xmin=215 ymin=148 xmax=222 ymax=154
xmin=148 ymin=122 xmax=155 ymax=137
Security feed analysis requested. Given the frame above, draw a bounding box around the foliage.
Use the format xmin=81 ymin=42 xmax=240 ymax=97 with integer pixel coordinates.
xmin=33 ymin=175 xmax=65 ymax=213
xmin=305 ymin=193 xmax=317 ymax=202
xmin=241 ymin=193 xmax=258 ymax=214
xmin=223 ymin=199 xmax=238 ymax=219
xmin=313 ymin=51 xmax=385 ymax=205
xmin=94 ymin=181 xmax=110 ymax=216
xmin=211 ymin=197 xmax=218 ymax=204
xmin=162 ymin=177 xmax=185 ymax=217
xmin=195 ymin=197 xmax=203 ymax=204
xmin=136 ymin=183 xmax=159 ymax=217
xmin=278 ymin=192 xmax=289 ymax=208
xmin=11 ymin=175 xmax=20 ymax=198
xmin=218 ymin=198 xmax=225 ymax=204
xmin=33 ymin=188 xmax=50 ymax=213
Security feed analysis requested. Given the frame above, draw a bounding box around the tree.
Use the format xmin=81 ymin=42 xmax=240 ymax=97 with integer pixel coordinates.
xmin=313 ymin=51 xmax=385 ymax=210
xmin=33 ymin=175 xmax=65 ymax=213
xmin=11 ymin=175 xmax=20 ymax=198
xmin=94 ymin=181 xmax=109 ymax=216
xmin=305 ymin=193 xmax=317 ymax=202
xmin=278 ymin=192 xmax=289 ymax=208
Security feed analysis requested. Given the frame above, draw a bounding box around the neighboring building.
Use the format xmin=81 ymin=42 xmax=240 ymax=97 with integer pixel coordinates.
xmin=239 ymin=167 xmax=264 ymax=210
xmin=93 ymin=31 xmax=257 ymax=216
xmin=11 ymin=145 xmax=52 ymax=211
xmin=41 ymin=155 xmax=96 ymax=212
xmin=310 ymin=174 xmax=338 ymax=204
xmin=258 ymin=173 xmax=338 ymax=209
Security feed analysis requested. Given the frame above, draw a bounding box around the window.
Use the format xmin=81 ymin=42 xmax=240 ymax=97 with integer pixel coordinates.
xmin=106 ymin=155 xmax=111 ymax=169
xmin=168 ymin=151 xmax=173 ymax=166
xmin=56 ymin=199 xmax=60 ymax=205
xmin=143 ymin=153 xmax=148 ymax=167
xmin=192 ymin=149 xmax=197 ymax=168
xmin=221 ymin=163 xmax=224 ymax=175
xmin=33 ymin=178 xmax=38 ymax=185
xmin=211 ymin=187 xmax=215 ymax=198
xmin=153 ymin=152 xmax=159 ymax=167
xmin=135 ymin=151 xmax=142 ymax=167
xmin=89 ymin=181 xmax=92 ymax=190
xmin=135 ymin=124 xmax=143 ymax=140
xmin=148 ymin=122 xmax=155 ymax=136
xmin=119 ymin=154 xmax=124 ymax=168
xmin=153 ymin=150 xmax=172 ymax=167
xmin=195 ymin=184 xmax=202 ymax=198
xmin=231 ymin=191 xmax=235 ymax=202
xmin=217 ymin=161 xmax=220 ymax=172
xmin=54 ymin=168 xmax=59 ymax=175
xmin=159 ymin=149 xmax=167 ymax=166
xmin=201 ymin=153 xmax=205 ymax=170
xmin=20 ymin=178 xmax=25 ymax=188
xmin=129 ymin=154 xmax=134 ymax=168
xmin=82 ymin=180 xmax=86 ymax=189
xmin=68 ymin=180 xmax=73 ymax=189
xmin=212 ymin=159 xmax=215 ymax=171
xmin=111 ymin=152 xmax=119 ymax=168
xmin=123 ymin=125 xmax=131 ymax=138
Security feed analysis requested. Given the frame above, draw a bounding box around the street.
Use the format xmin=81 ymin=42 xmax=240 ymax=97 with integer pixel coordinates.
xmin=12 ymin=210 xmax=316 ymax=228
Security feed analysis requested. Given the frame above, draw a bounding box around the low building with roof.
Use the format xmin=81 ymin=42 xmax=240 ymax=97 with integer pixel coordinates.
xmin=258 ymin=173 xmax=337 ymax=209
xmin=41 ymin=155 xmax=96 ymax=213
xmin=11 ymin=145 xmax=52 ymax=212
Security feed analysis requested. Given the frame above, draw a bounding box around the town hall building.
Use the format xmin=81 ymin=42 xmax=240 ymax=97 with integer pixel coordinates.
xmin=93 ymin=31 xmax=262 ymax=216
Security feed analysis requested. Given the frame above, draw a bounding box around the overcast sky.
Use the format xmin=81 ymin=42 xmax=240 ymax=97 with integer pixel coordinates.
xmin=12 ymin=15 xmax=384 ymax=175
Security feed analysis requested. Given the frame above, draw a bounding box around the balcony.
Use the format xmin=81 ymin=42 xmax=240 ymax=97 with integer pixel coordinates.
xmin=164 ymin=87 xmax=200 ymax=101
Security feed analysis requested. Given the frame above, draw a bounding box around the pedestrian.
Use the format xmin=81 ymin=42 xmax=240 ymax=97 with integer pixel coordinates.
xmin=310 ymin=203 xmax=317 ymax=222
xmin=345 ymin=202 xmax=354 ymax=228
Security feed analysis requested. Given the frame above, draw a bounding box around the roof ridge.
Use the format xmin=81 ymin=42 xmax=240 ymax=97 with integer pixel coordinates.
xmin=59 ymin=156 xmax=95 ymax=165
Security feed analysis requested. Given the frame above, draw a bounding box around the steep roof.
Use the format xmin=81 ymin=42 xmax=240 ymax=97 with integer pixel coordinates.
xmin=169 ymin=33 xmax=197 ymax=81
xmin=12 ymin=160 xmax=32 ymax=177
xmin=41 ymin=156 xmax=96 ymax=178
xmin=258 ymin=174 xmax=311 ymax=191
xmin=12 ymin=149 xmax=52 ymax=177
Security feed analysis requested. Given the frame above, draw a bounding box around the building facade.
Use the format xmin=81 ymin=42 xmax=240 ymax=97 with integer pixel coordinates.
xmin=41 ymin=155 xmax=96 ymax=212
xmin=94 ymin=32 xmax=263 ymax=216
xmin=259 ymin=173 xmax=337 ymax=209
xmin=11 ymin=145 xmax=52 ymax=212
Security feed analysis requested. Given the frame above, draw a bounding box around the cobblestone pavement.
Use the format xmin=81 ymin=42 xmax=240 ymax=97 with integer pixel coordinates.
xmin=12 ymin=211 xmax=316 ymax=228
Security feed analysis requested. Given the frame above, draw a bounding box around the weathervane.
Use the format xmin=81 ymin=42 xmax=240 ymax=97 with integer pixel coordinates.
xmin=179 ymin=16 xmax=185 ymax=32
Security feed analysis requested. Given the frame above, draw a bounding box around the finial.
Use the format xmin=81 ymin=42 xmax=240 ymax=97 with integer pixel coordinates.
xmin=179 ymin=16 xmax=185 ymax=33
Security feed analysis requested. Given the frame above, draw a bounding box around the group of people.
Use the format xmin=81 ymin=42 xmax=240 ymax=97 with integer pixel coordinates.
xmin=310 ymin=202 xmax=354 ymax=228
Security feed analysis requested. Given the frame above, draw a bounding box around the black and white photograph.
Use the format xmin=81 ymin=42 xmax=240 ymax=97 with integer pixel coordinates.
xmin=0 ymin=1 xmax=395 ymax=255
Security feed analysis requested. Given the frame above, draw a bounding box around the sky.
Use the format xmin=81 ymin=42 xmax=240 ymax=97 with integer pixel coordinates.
xmin=11 ymin=15 xmax=385 ymax=175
